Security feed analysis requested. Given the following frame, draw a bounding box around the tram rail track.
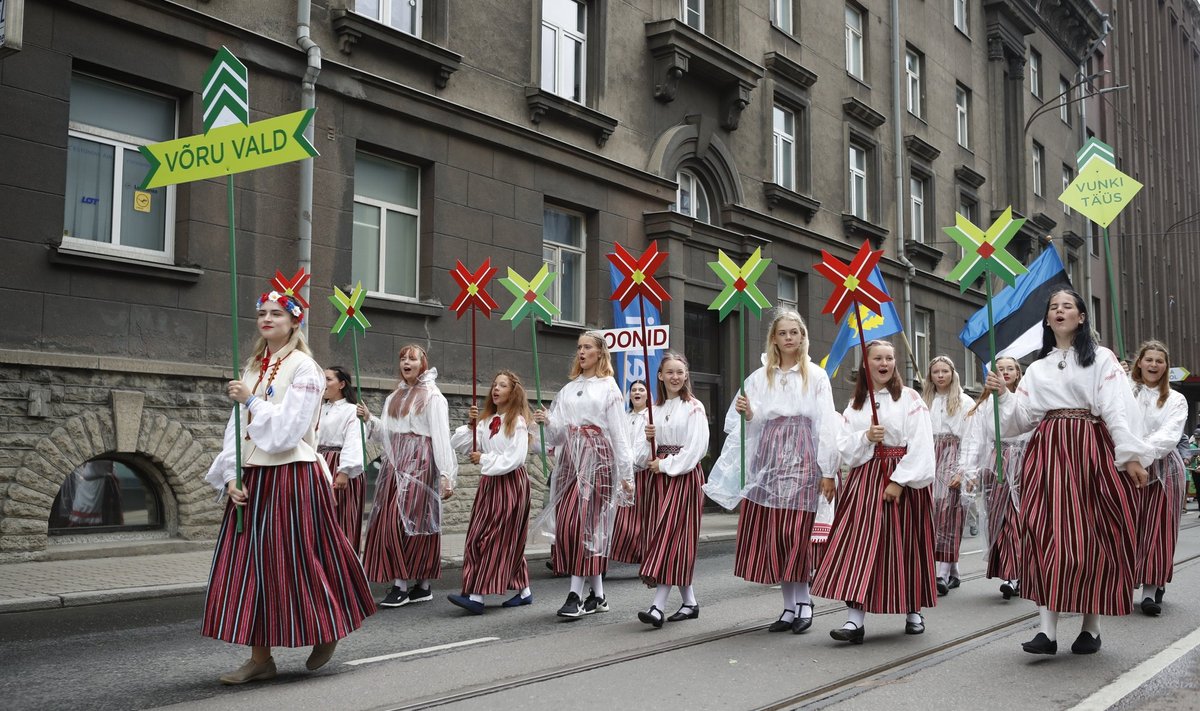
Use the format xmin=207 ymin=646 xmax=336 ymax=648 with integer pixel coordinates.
xmin=380 ymin=522 xmax=1200 ymax=711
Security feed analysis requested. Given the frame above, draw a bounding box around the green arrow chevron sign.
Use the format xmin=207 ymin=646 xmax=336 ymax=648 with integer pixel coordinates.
xmin=202 ymin=47 xmax=249 ymax=132
xmin=1076 ymin=137 xmax=1116 ymax=171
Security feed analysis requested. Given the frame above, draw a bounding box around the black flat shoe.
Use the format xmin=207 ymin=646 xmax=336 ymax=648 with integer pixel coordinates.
xmin=637 ymin=605 xmax=664 ymax=629
xmin=948 ymin=576 xmax=961 ymax=589
xmin=1000 ymin=581 xmax=1017 ymax=600
xmin=905 ymin=614 xmax=925 ymax=635
xmin=791 ymin=603 xmax=813 ymax=634
xmin=1141 ymin=597 xmax=1162 ymax=617
xmin=1071 ymin=632 xmax=1102 ymax=655
xmin=1021 ymin=632 xmax=1058 ymax=655
xmin=1155 ymin=587 xmax=1165 ymax=605
xmin=768 ymin=610 xmax=794 ymax=632
xmin=667 ymin=604 xmax=699 ymax=622
xmin=936 ymin=577 xmax=949 ymax=596
xmin=829 ymin=624 xmax=865 ymax=644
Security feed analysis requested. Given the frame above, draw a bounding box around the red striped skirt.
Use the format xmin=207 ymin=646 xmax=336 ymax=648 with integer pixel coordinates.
xmin=362 ymin=435 xmax=441 ymax=582
xmin=549 ymin=428 xmax=614 ymax=577
xmin=983 ymin=472 xmax=1021 ymax=581
xmin=641 ymin=445 xmax=704 ymax=587
xmin=932 ymin=434 xmax=965 ymax=562
xmin=202 ymin=462 xmax=376 ymax=647
xmin=812 ymin=448 xmax=937 ymax=614
xmin=1019 ymin=411 xmax=1137 ymax=615
xmin=734 ymin=502 xmax=816 ymax=585
xmin=1135 ymin=451 xmax=1186 ymax=586
xmin=460 ymin=467 xmax=531 ymax=595
xmin=609 ymin=468 xmax=651 ymax=564
xmin=320 ymin=447 xmax=366 ymax=555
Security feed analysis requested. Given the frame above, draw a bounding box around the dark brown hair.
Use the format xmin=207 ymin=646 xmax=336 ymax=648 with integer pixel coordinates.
xmin=851 ymin=340 xmax=903 ymax=410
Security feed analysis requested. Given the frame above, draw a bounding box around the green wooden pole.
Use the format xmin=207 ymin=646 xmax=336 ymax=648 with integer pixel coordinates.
xmin=739 ymin=305 xmax=746 ymax=489
xmin=531 ymin=320 xmax=551 ymax=481
xmin=228 ymin=175 xmax=244 ymax=533
xmin=352 ymin=328 xmax=369 ymax=475
xmin=1102 ymin=227 xmax=1125 ymax=360
xmin=986 ymin=277 xmax=1004 ymax=482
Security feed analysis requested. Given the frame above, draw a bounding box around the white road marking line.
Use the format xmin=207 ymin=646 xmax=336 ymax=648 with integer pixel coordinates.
xmin=344 ymin=637 xmax=500 ymax=666
xmin=1069 ymin=624 xmax=1200 ymax=711
xmin=962 ymin=548 xmax=984 ymax=555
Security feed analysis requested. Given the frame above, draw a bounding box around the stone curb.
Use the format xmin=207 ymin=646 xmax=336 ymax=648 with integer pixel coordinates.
xmin=0 ymin=531 xmax=737 ymax=615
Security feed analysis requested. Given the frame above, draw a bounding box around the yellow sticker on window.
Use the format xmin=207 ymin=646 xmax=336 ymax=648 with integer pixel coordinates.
xmin=133 ymin=190 xmax=152 ymax=213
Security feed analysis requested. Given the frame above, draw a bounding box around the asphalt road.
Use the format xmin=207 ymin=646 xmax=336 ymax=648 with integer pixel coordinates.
xmin=4 ymin=524 xmax=1200 ymax=711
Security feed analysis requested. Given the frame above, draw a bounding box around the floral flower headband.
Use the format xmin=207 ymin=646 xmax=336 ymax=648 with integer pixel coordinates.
xmin=255 ymin=268 xmax=311 ymax=323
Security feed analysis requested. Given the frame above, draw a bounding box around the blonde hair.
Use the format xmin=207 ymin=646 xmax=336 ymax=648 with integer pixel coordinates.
xmin=568 ymin=330 xmax=615 ymax=379
xmin=968 ymin=356 xmax=1022 ymax=416
xmin=763 ymin=309 xmax=810 ymax=391
xmin=1132 ymin=340 xmax=1172 ymax=409
xmin=922 ymin=355 xmax=965 ymax=417
xmin=481 ymin=370 xmax=534 ymax=439
xmin=245 ymin=313 xmax=311 ymax=372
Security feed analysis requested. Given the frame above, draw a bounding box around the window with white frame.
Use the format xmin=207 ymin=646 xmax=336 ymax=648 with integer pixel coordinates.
xmin=1029 ymin=49 xmax=1042 ymax=98
xmin=356 ymin=0 xmax=422 ymax=36
xmin=845 ymin=5 xmax=864 ymax=80
xmin=672 ymin=169 xmax=713 ymax=224
xmin=1068 ymin=253 xmax=1081 ymax=289
xmin=957 ymin=193 xmax=977 ymax=259
xmin=963 ymin=346 xmax=980 ymax=389
xmin=953 ymin=0 xmax=968 ymax=34
xmin=541 ymin=0 xmax=586 ymax=103
xmin=63 ymin=74 xmax=177 ymax=263
xmin=543 ymin=206 xmax=586 ymax=324
xmin=352 ymin=152 xmax=420 ymax=299
xmin=913 ymin=307 xmax=932 ymax=373
xmin=955 ymin=84 xmax=970 ymax=149
xmin=777 ymin=271 xmax=798 ymax=312
xmin=773 ymin=104 xmax=796 ymax=191
xmin=1058 ymin=76 xmax=1071 ymax=124
xmin=1032 ymin=141 xmax=1045 ymax=196
xmin=848 ymin=143 xmax=868 ymax=220
xmin=909 ymin=174 xmax=927 ymax=243
xmin=771 ymin=0 xmax=793 ymax=34
xmin=681 ymin=0 xmax=703 ymax=31
xmin=905 ymin=47 xmax=923 ymax=117
xmin=1062 ymin=165 xmax=1073 ymax=214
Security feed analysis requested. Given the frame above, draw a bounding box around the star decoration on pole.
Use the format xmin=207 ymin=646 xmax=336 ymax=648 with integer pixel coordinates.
xmin=607 ymin=241 xmax=671 ymax=310
xmin=944 ymin=207 xmax=1028 ymax=290
xmin=271 ymin=268 xmax=311 ymax=309
xmin=707 ymin=248 xmax=772 ymax=320
xmin=449 ymin=259 xmax=499 ymax=318
xmin=499 ymin=264 xmax=560 ymax=327
xmin=813 ymin=241 xmax=891 ymax=321
xmin=329 ymin=282 xmax=372 ymax=339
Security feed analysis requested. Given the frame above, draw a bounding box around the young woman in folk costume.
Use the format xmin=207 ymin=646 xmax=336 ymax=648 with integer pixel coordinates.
xmin=203 ymin=284 xmax=375 ymax=685
xmin=813 ymin=340 xmax=936 ymax=644
xmin=446 ymin=370 xmax=535 ymax=614
xmin=359 ymin=344 xmax=458 ymax=608
xmin=532 ymin=331 xmax=635 ymax=619
xmin=705 ymin=310 xmax=841 ymax=635
xmin=921 ymin=356 xmax=975 ymax=596
xmin=318 ymin=365 xmax=366 ymax=553
xmin=634 ymin=354 xmax=709 ymax=628
xmin=609 ymin=380 xmax=651 ymax=565
xmin=988 ymin=290 xmax=1151 ymax=655
xmin=1129 ymin=340 xmax=1188 ymax=617
xmin=958 ymin=356 xmax=1030 ymax=599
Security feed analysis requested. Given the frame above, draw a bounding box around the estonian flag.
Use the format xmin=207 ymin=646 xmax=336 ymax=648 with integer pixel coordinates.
xmin=959 ymin=247 xmax=1072 ymax=368
xmin=821 ymin=267 xmax=903 ymax=377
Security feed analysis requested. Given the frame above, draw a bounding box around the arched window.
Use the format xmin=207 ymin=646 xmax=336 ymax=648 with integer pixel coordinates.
xmin=672 ymin=169 xmax=713 ymax=224
xmin=49 ymin=457 xmax=164 ymax=533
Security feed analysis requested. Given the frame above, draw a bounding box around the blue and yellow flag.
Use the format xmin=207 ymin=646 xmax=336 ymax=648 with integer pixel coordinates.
xmin=820 ymin=267 xmax=903 ymax=377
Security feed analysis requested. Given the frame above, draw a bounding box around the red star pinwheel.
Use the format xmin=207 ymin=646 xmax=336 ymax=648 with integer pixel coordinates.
xmin=329 ymin=281 xmax=371 ymax=340
xmin=707 ymin=248 xmax=772 ymax=320
xmin=607 ymin=242 xmax=671 ymax=310
xmin=270 ymin=268 xmax=311 ymax=310
xmin=814 ymin=241 xmax=891 ymax=322
xmin=499 ymin=265 xmax=559 ymax=328
xmin=449 ymin=259 xmax=499 ymax=318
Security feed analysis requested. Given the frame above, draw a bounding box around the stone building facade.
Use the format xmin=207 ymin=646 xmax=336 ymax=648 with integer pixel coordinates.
xmin=0 ymin=0 xmax=1107 ymax=560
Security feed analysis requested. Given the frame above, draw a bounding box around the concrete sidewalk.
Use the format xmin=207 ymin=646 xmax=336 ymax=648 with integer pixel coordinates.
xmin=0 ymin=511 xmax=741 ymax=614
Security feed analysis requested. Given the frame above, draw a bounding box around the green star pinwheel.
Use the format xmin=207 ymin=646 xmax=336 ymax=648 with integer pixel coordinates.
xmin=708 ymin=248 xmax=772 ymax=320
xmin=499 ymin=265 xmax=560 ymax=328
xmin=329 ymin=282 xmax=372 ymax=339
xmin=944 ymin=207 xmax=1028 ymax=291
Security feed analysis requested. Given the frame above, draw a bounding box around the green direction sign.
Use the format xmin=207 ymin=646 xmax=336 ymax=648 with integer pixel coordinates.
xmin=202 ymin=46 xmax=249 ymax=132
xmin=1059 ymin=161 xmax=1143 ymax=228
xmin=1076 ymin=137 xmax=1116 ymax=171
xmin=138 ymin=109 xmax=318 ymax=189
xmin=1169 ymin=367 xmax=1190 ymax=383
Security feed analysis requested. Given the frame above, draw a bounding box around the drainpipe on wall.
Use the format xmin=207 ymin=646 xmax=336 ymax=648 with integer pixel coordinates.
xmin=890 ymin=0 xmax=917 ymax=384
xmin=296 ymin=0 xmax=322 ymax=334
